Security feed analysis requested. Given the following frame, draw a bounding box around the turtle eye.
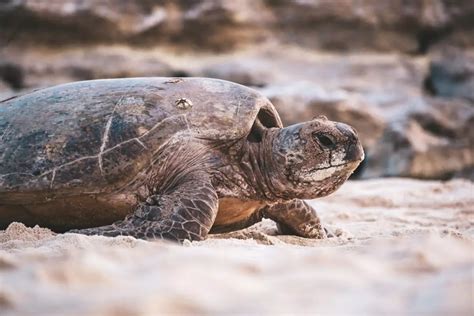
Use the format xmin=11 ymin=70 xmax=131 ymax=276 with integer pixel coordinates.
xmin=313 ymin=132 xmax=336 ymax=148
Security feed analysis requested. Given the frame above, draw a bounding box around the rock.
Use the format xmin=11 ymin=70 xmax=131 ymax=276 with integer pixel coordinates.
xmin=0 ymin=61 xmax=24 ymax=90
xmin=268 ymin=0 xmax=417 ymax=52
xmin=0 ymin=80 xmax=14 ymax=101
xmin=0 ymin=47 xmax=173 ymax=88
xmin=1 ymin=0 xmax=472 ymax=52
xmin=363 ymin=97 xmax=474 ymax=179
xmin=431 ymin=0 xmax=474 ymax=50
xmin=141 ymin=0 xmax=271 ymax=51
xmin=0 ymin=0 xmax=271 ymax=51
xmin=425 ymin=48 xmax=474 ymax=102
xmin=202 ymin=60 xmax=276 ymax=87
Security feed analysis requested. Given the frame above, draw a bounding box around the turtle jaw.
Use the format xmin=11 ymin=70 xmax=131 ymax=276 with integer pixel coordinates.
xmin=299 ymin=160 xmax=361 ymax=183
xmin=288 ymin=159 xmax=361 ymax=199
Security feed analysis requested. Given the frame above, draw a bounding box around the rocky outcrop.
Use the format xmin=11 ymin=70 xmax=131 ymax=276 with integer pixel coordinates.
xmin=425 ymin=48 xmax=474 ymax=102
xmin=266 ymin=0 xmax=473 ymax=53
xmin=1 ymin=0 xmax=473 ymax=52
xmin=0 ymin=0 xmax=270 ymax=51
xmin=364 ymin=97 xmax=474 ymax=179
xmin=0 ymin=61 xmax=24 ymax=90
xmin=0 ymin=47 xmax=173 ymax=90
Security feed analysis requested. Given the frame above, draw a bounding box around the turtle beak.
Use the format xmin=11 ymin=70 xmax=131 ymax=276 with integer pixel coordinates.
xmin=336 ymin=123 xmax=364 ymax=162
xmin=345 ymin=143 xmax=364 ymax=162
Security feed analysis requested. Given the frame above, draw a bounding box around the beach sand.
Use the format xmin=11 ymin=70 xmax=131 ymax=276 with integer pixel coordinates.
xmin=0 ymin=178 xmax=473 ymax=315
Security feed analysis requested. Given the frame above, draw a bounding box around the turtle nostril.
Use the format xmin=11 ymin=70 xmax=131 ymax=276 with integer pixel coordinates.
xmin=314 ymin=133 xmax=336 ymax=148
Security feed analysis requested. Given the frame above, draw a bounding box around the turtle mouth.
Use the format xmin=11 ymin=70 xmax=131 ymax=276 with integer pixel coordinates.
xmin=304 ymin=161 xmax=351 ymax=174
xmin=299 ymin=161 xmax=361 ymax=183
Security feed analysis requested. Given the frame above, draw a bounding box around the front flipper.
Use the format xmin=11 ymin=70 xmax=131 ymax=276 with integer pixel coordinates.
xmin=70 ymin=171 xmax=218 ymax=242
xmin=263 ymin=199 xmax=326 ymax=239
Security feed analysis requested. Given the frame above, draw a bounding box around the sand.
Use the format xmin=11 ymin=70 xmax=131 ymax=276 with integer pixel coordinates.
xmin=0 ymin=178 xmax=473 ymax=316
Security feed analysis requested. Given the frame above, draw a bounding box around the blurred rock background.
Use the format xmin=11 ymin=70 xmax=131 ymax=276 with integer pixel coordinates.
xmin=0 ymin=0 xmax=473 ymax=180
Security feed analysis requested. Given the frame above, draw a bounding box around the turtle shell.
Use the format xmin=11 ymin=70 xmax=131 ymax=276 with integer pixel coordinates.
xmin=0 ymin=77 xmax=282 ymax=198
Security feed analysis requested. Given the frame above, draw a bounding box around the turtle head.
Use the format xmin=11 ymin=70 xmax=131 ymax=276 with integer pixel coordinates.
xmin=269 ymin=116 xmax=364 ymax=199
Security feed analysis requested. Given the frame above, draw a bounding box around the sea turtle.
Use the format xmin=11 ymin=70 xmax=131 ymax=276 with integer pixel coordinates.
xmin=0 ymin=77 xmax=364 ymax=242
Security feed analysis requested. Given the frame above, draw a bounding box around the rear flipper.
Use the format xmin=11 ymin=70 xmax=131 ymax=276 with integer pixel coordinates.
xmin=69 ymin=171 xmax=218 ymax=242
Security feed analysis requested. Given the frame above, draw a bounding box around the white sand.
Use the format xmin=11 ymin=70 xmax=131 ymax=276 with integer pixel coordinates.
xmin=0 ymin=178 xmax=473 ymax=316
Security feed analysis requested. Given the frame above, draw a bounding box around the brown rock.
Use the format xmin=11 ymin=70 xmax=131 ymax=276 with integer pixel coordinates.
xmin=363 ymin=97 xmax=474 ymax=179
xmin=0 ymin=80 xmax=14 ymax=101
xmin=425 ymin=48 xmax=474 ymax=102
xmin=1 ymin=47 xmax=173 ymax=88
xmin=268 ymin=0 xmax=474 ymax=53
xmin=202 ymin=59 xmax=277 ymax=87
xmin=0 ymin=0 xmax=271 ymax=51
xmin=0 ymin=61 xmax=24 ymax=90
xmin=1 ymin=0 xmax=472 ymax=52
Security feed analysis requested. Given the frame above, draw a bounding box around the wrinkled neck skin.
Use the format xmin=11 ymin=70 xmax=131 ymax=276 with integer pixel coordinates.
xmin=212 ymin=129 xmax=279 ymax=201
xmin=236 ymin=128 xmax=283 ymax=201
